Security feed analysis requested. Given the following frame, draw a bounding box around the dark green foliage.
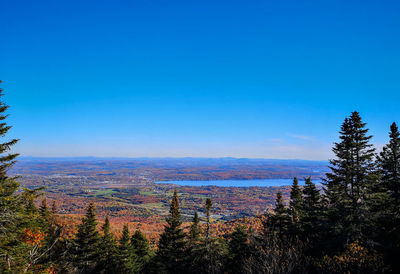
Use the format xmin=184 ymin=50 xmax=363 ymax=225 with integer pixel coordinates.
xmin=73 ymin=203 xmax=101 ymax=273
xmin=376 ymin=122 xmax=400 ymax=271
xmin=189 ymin=211 xmax=201 ymax=245
xmin=289 ymin=177 xmax=303 ymax=225
xmin=190 ymin=198 xmax=228 ymax=274
xmin=270 ymin=192 xmax=290 ymax=237
xmin=324 ymin=111 xmax=376 ymax=246
xmin=131 ymin=229 xmax=152 ymax=273
xmin=0 ymin=82 xmax=23 ymax=271
xmin=191 ymin=237 xmax=228 ymax=274
xmin=156 ymin=190 xmax=187 ymax=273
xmin=205 ymin=198 xmax=212 ymax=245
xmin=116 ymin=224 xmax=134 ymax=274
xmin=302 ymin=177 xmax=322 ymax=235
xmin=98 ymin=216 xmax=117 ymax=273
xmin=227 ymin=226 xmax=250 ymax=274
xmin=39 ymin=198 xmax=50 ymax=220
xmin=378 ymin=122 xmax=400 ymax=209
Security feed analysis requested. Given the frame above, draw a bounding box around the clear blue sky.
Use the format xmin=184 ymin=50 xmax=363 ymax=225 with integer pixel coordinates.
xmin=1 ymin=0 xmax=399 ymax=160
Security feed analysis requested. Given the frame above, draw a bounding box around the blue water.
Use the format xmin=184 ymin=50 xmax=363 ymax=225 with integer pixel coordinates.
xmin=155 ymin=178 xmax=322 ymax=187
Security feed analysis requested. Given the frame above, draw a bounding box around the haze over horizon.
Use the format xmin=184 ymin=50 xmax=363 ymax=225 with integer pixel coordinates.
xmin=2 ymin=0 xmax=399 ymax=160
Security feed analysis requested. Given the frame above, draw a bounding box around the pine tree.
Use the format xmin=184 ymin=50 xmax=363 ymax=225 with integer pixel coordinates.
xmin=227 ymin=225 xmax=250 ymax=274
xmin=116 ymin=224 xmax=134 ymax=274
xmin=98 ymin=216 xmax=117 ymax=273
xmin=188 ymin=211 xmax=201 ymax=245
xmin=376 ymin=122 xmax=400 ymax=271
xmin=187 ymin=211 xmax=202 ymax=273
xmin=39 ymin=198 xmax=51 ymax=224
xmin=192 ymin=198 xmax=228 ymax=274
xmin=302 ymin=177 xmax=322 ymax=247
xmin=324 ymin=111 xmax=375 ymax=244
xmin=378 ymin=122 xmax=400 ymax=210
xmin=205 ymin=198 xmax=212 ymax=247
xmin=73 ymin=203 xmax=101 ymax=273
xmin=289 ymin=178 xmax=303 ymax=235
xmin=51 ymin=201 xmax=57 ymax=215
xmin=131 ymin=229 xmax=152 ymax=273
xmin=271 ymin=192 xmax=289 ymax=237
xmin=0 ymin=81 xmax=22 ymax=271
xmin=156 ymin=190 xmax=187 ymax=273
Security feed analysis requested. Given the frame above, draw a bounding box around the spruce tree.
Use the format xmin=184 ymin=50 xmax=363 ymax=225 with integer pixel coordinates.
xmin=0 ymin=82 xmax=21 ymax=271
xmin=187 ymin=211 xmax=202 ymax=273
xmin=39 ymin=198 xmax=51 ymax=230
xmin=116 ymin=224 xmax=134 ymax=274
xmin=98 ymin=216 xmax=117 ymax=273
xmin=192 ymin=198 xmax=228 ymax=274
xmin=51 ymin=201 xmax=57 ymax=215
xmin=73 ymin=203 xmax=101 ymax=273
xmin=378 ymin=122 xmax=400 ymax=210
xmin=205 ymin=198 xmax=212 ymax=247
xmin=376 ymin=122 xmax=400 ymax=271
xmin=301 ymin=177 xmax=322 ymax=249
xmin=271 ymin=192 xmax=289 ymax=237
xmin=324 ymin=111 xmax=375 ymax=244
xmin=289 ymin=178 xmax=303 ymax=235
xmin=131 ymin=229 xmax=152 ymax=273
xmin=227 ymin=226 xmax=250 ymax=274
xmin=156 ymin=190 xmax=187 ymax=273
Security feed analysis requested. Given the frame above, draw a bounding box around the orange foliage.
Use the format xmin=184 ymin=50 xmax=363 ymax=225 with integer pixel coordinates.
xmin=22 ymin=228 xmax=46 ymax=247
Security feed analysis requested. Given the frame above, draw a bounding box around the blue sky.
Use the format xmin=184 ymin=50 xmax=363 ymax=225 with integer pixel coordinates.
xmin=1 ymin=0 xmax=400 ymax=160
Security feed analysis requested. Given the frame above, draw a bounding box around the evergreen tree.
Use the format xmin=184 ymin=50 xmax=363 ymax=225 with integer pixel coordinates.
xmin=378 ymin=122 xmax=400 ymax=210
xmin=51 ymin=201 xmax=57 ymax=215
xmin=73 ymin=203 xmax=101 ymax=273
xmin=289 ymin=178 xmax=303 ymax=234
xmin=271 ymin=192 xmax=290 ymax=237
xmin=192 ymin=198 xmax=228 ymax=274
xmin=227 ymin=225 xmax=250 ymax=274
xmin=156 ymin=190 xmax=187 ymax=273
xmin=205 ymin=198 xmax=212 ymax=246
xmin=376 ymin=122 xmax=400 ymax=271
xmin=116 ymin=224 xmax=134 ymax=274
xmin=194 ymin=198 xmax=228 ymax=273
xmin=324 ymin=111 xmax=375 ymax=245
xmin=0 ymin=82 xmax=23 ymax=271
xmin=302 ymin=177 xmax=322 ymax=250
xmin=187 ymin=211 xmax=202 ymax=273
xmin=39 ymin=198 xmax=50 ymax=220
xmin=98 ymin=216 xmax=117 ymax=274
xmin=188 ymin=211 xmax=201 ymax=245
xmin=131 ymin=229 xmax=152 ymax=273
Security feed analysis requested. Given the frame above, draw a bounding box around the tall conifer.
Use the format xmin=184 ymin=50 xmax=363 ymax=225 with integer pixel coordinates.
xmin=116 ymin=224 xmax=134 ymax=274
xmin=0 ymin=82 xmax=21 ymax=271
xmin=73 ymin=203 xmax=101 ymax=273
xmin=189 ymin=211 xmax=201 ymax=245
xmin=378 ymin=122 xmax=400 ymax=209
xmin=272 ymin=192 xmax=289 ymax=237
xmin=289 ymin=178 xmax=303 ymax=235
xmin=302 ymin=177 xmax=322 ymax=245
xmin=324 ymin=111 xmax=375 ymax=244
xmin=156 ymin=190 xmax=186 ymax=273
xmin=131 ymin=229 xmax=152 ymax=273
xmin=228 ymin=226 xmax=250 ymax=274
xmin=377 ymin=122 xmax=400 ymax=271
xmin=98 ymin=216 xmax=117 ymax=273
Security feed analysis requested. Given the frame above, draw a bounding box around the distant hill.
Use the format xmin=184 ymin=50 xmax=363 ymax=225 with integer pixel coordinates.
xmin=12 ymin=157 xmax=329 ymax=180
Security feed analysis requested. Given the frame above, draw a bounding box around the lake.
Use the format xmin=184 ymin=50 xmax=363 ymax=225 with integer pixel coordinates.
xmin=155 ymin=178 xmax=322 ymax=187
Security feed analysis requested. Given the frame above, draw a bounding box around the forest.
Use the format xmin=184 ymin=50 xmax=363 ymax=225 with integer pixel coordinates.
xmin=1 ymin=83 xmax=400 ymax=273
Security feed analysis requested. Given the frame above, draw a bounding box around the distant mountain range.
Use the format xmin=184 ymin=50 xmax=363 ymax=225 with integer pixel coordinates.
xmin=13 ymin=157 xmax=329 ymax=180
